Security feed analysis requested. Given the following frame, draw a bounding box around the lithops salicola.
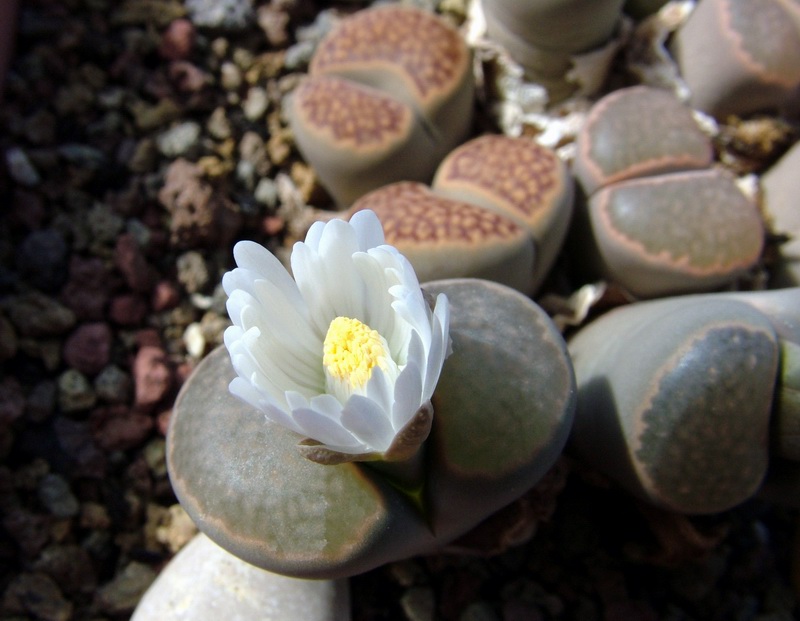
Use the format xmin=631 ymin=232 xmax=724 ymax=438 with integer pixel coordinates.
xmin=482 ymin=0 xmax=625 ymax=101
xmin=572 ymin=86 xmax=764 ymax=298
xmin=761 ymin=141 xmax=800 ymax=288
xmin=568 ymin=292 xmax=782 ymax=514
xmin=671 ymin=0 xmax=800 ymax=119
xmin=166 ymin=279 xmax=575 ymax=578
xmin=432 ymin=134 xmax=574 ymax=291
xmin=344 ymin=135 xmax=574 ymax=294
xmin=347 ymin=181 xmax=535 ymax=294
xmin=289 ymin=5 xmax=474 ymax=207
xmin=573 ymin=86 xmax=713 ymax=196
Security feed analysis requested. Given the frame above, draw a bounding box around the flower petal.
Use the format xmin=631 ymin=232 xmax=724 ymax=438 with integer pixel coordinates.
xmin=349 ymin=209 xmax=385 ymax=250
xmin=292 ymin=406 xmax=364 ymax=449
xmin=392 ymin=358 xmax=423 ymax=431
xmin=341 ymin=395 xmax=395 ymax=452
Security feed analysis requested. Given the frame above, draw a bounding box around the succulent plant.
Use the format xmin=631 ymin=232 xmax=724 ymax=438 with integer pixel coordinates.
xmin=571 ymin=86 xmax=764 ymax=298
xmin=166 ymin=213 xmax=576 ymax=579
xmin=671 ymin=0 xmax=800 ymax=118
xmin=482 ymin=0 xmax=625 ymax=101
xmin=344 ymin=134 xmax=573 ymax=294
xmin=288 ymin=5 xmax=475 ymax=207
xmin=132 ymin=533 xmax=350 ymax=621
xmin=568 ymin=287 xmax=800 ymax=514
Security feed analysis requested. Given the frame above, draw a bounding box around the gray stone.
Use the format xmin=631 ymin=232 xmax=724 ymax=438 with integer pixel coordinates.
xmin=131 ymin=533 xmax=351 ymax=621
xmin=96 ymin=562 xmax=158 ymax=616
xmin=5 ymin=146 xmax=41 ymax=186
xmin=156 ymin=121 xmax=202 ymax=157
xmin=57 ymin=369 xmax=97 ymax=413
xmin=3 ymin=292 xmax=76 ymax=337
xmin=94 ymin=365 xmax=133 ymax=403
xmin=37 ymin=473 xmax=80 ymax=518
xmin=15 ymin=228 xmax=69 ymax=292
xmin=185 ymin=0 xmax=255 ymax=29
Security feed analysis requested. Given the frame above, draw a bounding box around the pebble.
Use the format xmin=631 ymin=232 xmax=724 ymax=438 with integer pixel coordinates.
xmin=57 ymin=369 xmax=97 ymax=413
xmin=52 ymin=417 xmax=107 ymax=479
xmin=206 ymin=106 xmax=232 ymax=140
xmin=5 ymin=146 xmax=41 ymax=186
xmin=220 ymin=61 xmax=243 ymax=90
xmin=37 ymin=473 xmax=80 ymax=518
xmin=154 ymin=504 xmax=198 ymax=553
xmin=159 ymin=18 xmax=196 ymax=61
xmin=176 ymin=250 xmax=209 ymax=293
xmin=183 ymin=322 xmax=206 ymax=357
xmin=151 ymin=280 xmax=181 ymax=312
xmin=185 ymin=0 xmax=255 ymax=29
xmin=33 ymin=544 xmax=98 ymax=596
xmin=15 ymin=228 xmax=69 ymax=292
xmin=401 ymin=586 xmax=436 ymax=621
xmin=284 ymin=40 xmax=316 ymax=71
xmin=91 ymin=405 xmax=154 ymax=451
xmin=115 ymin=233 xmax=155 ymax=293
xmin=3 ymin=292 xmax=76 ymax=338
xmin=109 ymin=293 xmax=149 ymax=326
xmin=87 ymin=202 xmax=125 ymax=246
xmin=95 ymin=561 xmax=158 ymax=616
xmin=94 ymin=365 xmax=133 ymax=403
xmin=254 ymin=177 xmax=279 ymax=207
xmin=243 ymin=85 xmax=269 ymax=120
xmin=62 ymin=323 xmax=113 ymax=376
xmin=3 ymin=572 xmax=73 ymax=621
xmin=59 ymin=256 xmax=112 ymax=321
xmin=156 ymin=121 xmax=202 ymax=157
xmin=133 ymin=346 xmax=173 ymax=409
xmin=130 ymin=98 xmax=183 ymax=132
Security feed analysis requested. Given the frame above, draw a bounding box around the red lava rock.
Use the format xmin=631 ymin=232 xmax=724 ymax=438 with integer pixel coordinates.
xmin=157 ymin=158 xmax=242 ymax=248
xmin=91 ymin=405 xmax=154 ymax=451
xmin=108 ymin=293 xmax=148 ymax=326
xmin=133 ymin=346 xmax=173 ymax=410
xmin=168 ymin=60 xmax=209 ymax=92
xmin=63 ymin=323 xmax=112 ymax=376
xmin=151 ymin=280 xmax=180 ymax=312
xmin=60 ymin=256 xmax=112 ymax=321
xmin=0 ymin=376 xmax=25 ymax=424
xmin=159 ymin=18 xmax=195 ymax=61
xmin=114 ymin=233 xmax=155 ymax=293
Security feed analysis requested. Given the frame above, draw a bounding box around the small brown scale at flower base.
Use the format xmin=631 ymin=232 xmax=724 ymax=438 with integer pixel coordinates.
xmin=309 ymin=6 xmax=467 ymax=105
xmin=292 ymin=77 xmax=410 ymax=150
xmin=354 ymin=182 xmax=524 ymax=245
xmin=434 ymin=136 xmax=561 ymax=222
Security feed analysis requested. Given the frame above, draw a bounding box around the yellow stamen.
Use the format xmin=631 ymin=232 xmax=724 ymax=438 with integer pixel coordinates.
xmin=323 ymin=316 xmax=389 ymax=390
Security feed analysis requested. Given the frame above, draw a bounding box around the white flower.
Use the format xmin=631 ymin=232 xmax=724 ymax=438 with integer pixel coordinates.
xmin=222 ymin=210 xmax=451 ymax=463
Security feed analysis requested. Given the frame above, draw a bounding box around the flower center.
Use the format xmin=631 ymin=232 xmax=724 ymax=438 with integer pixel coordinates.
xmin=323 ymin=316 xmax=391 ymax=394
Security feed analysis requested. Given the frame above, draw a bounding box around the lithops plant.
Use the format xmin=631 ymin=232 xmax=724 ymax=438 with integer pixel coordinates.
xmin=345 ymin=134 xmax=573 ymax=294
xmin=345 ymin=181 xmax=536 ymax=294
xmin=568 ymin=287 xmax=800 ymax=514
xmin=167 ymin=211 xmax=576 ymax=579
xmin=289 ymin=5 xmax=474 ymax=207
xmin=572 ymin=85 xmax=764 ymax=298
xmin=671 ymin=0 xmax=800 ymax=119
xmin=131 ymin=534 xmax=350 ymax=621
xmin=573 ymin=86 xmax=713 ymax=196
xmin=761 ymin=141 xmax=800 ymax=288
xmin=481 ymin=0 xmax=625 ymax=101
